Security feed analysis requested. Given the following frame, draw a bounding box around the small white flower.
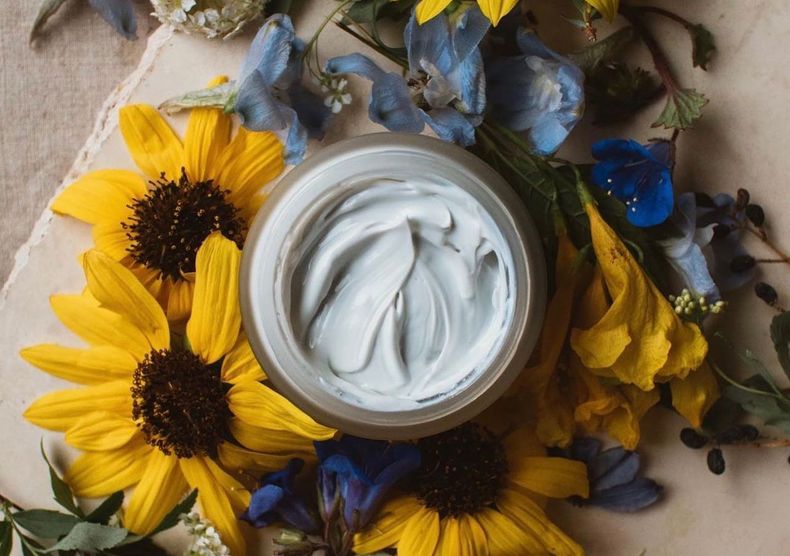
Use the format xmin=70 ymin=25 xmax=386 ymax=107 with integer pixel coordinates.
xmin=320 ymin=75 xmax=352 ymax=114
xmin=181 ymin=512 xmax=230 ymax=556
xmin=151 ymin=0 xmax=266 ymax=39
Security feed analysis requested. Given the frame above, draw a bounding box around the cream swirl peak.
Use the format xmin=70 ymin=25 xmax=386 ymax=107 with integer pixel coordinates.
xmin=287 ymin=178 xmax=516 ymax=409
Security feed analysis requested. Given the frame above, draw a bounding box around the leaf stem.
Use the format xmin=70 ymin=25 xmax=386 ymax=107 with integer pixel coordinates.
xmin=0 ymin=495 xmax=24 ymax=513
xmin=620 ymin=6 xmax=679 ymax=96
xmin=630 ymin=5 xmax=693 ymax=28
xmin=742 ymin=223 xmax=790 ymax=266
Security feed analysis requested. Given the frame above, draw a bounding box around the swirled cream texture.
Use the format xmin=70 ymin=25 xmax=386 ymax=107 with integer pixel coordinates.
xmin=288 ymin=178 xmax=515 ymax=408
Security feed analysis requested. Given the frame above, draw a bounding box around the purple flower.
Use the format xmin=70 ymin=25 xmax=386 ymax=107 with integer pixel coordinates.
xmin=315 ymin=436 xmax=420 ymax=531
xmin=241 ymin=458 xmax=320 ymax=533
xmin=591 ymin=138 xmax=674 ymax=227
xmin=554 ymin=438 xmax=662 ymax=512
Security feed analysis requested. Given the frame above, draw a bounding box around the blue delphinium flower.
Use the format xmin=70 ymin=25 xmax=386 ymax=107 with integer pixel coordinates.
xmin=553 ymin=438 xmax=662 ymax=512
xmin=89 ymin=0 xmax=137 ymax=39
xmin=486 ymin=28 xmax=585 ymax=155
xmin=233 ymin=14 xmax=332 ymax=164
xmin=660 ymin=192 xmax=720 ymax=300
xmin=591 ymin=138 xmax=674 ymax=227
xmin=315 ymin=436 xmax=421 ymax=531
xmin=241 ymin=458 xmax=320 ymax=533
xmin=325 ymin=5 xmax=489 ymax=146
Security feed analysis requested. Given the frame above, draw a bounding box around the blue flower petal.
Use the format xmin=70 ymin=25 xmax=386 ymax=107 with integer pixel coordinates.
xmin=422 ymin=108 xmax=476 ymax=146
xmin=441 ymin=49 xmax=486 ymax=115
xmin=451 ymin=5 xmax=490 ymax=62
xmin=587 ymin=446 xmax=630 ymax=483
xmin=625 ymin=168 xmax=673 ymax=227
xmin=235 ymin=71 xmax=289 ymax=131
xmin=405 ymin=10 xmax=455 ymax=76
xmin=240 ymin=14 xmax=296 ymax=87
xmin=280 ymin=103 xmax=310 ymax=165
xmin=370 ymin=73 xmax=425 ymax=133
xmin=528 ymin=115 xmax=571 ymax=156
xmin=588 ymin=478 xmax=663 ymax=512
xmin=373 ymin=443 xmax=421 ymax=485
xmin=88 ymin=0 xmax=136 ymax=40
xmin=593 ymin=450 xmax=641 ymax=491
xmin=325 ymin=53 xmax=387 ymax=82
xmin=289 ymin=82 xmax=332 ymax=140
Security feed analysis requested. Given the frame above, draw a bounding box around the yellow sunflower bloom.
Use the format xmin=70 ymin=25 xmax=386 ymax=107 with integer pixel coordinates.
xmin=570 ymin=198 xmax=709 ymax=391
xmin=354 ymin=423 xmax=588 ymax=556
xmin=21 ymin=234 xmax=334 ymax=555
xmin=416 ymin=0 xmax=519 ymax=25
xmin=51 ymin=76 xmax=284 ymax=321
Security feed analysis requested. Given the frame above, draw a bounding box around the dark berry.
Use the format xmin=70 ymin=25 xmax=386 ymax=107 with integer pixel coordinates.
xmin=736 ymin=188 xmax=750 ymax=210
xmin=715 ymin=424 xmax=759 ymax=444
xmin=712 ymin=224 xmax=732 ymax=239
xmin=680 ymin=428 xmax=709 ymax=449
xmin=745 ymin=204 xmax=765 ymax=227
xmin=707 ymin=448 xmax=726 ymax=475
xmin=755 ymin=282 xmax=778 ymax=306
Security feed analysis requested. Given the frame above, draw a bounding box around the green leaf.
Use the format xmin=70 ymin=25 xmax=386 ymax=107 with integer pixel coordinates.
xmin=12 ymin=510 xmax=79 ymax=539
xmin=724 ymin=375 xmax=790 ymax=433
xmin=160 ymin=82 xmax=235 ymax=114
xmin=702 ymin=397 xmax=743 ymax=435
xmin=85 ymin=491 xmax=124 ymax=525
xmin=344 ymin=0 xmax=389 ymax=23
xmin=45 ymin=522 xmax=127 ymax=552
xmin=29 ymin=0 xmax=67 ymax=44
xmin=105 ymin=537 xmax=169 ymax=556
xmin=570 ymin=26 xmax=635 ymax=72
xmin=149 ymin=489 xmax=197 ymax=536
xmin=266 ymin=0 xmax=293 ymax=14
xmin=586 ymin=62 xmax=663 ymax=124
xmin=652 ymin=88 xmax=708 ymax=130
xmin=687 ymin=23 xmax=716 ymax=70
xmin=770 ymin=311 xmax=790 ymax=379
xmin=40 ymin=442 xmax=83 ymax=518
xmin=0 ymin=521 xmax=12 ymax=556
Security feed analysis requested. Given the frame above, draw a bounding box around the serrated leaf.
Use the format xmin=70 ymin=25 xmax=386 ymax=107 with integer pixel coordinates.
xmin=85 ymin=491 xmax=124 ymax=525
xmin=688 ymin=23 xmax=715 ymax=70
xmin=0 ymin=521 xmax=12 ymax=556
xmin=149 ymin=489 xmax=197 ymax=536
xmin=12 ymin=510 xmax=79 ymax=539
xmin=770 ymin=311 xmax=790 ymax=379
xmin=45 ymin=522 xmax=127 ymax=552
xmin=29 ymin=0 xmax=68 ymax=44
xmin=725 ymin=376 xmax=790 ymax=434
xmin=570 ymin=26 xmax=635 ymax=72
xmin=40 ymin=442 xmax=83 ymax=518
xmin=652 ymin=88 xmax=708 ymax=130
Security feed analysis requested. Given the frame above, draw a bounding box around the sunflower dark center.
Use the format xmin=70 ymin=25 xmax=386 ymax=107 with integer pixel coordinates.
xmin=414 ymin=423 xmax=508 ymax=517
xmin=123 ymin=169 xmax=245 ymax=281
xmin=131 ymin=348 xmax=230 ymax=458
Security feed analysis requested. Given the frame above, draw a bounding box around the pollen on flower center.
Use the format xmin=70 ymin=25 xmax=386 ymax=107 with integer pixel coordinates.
xmin=131 ymin=348 xmax=230 ymax=458
xmin=413 ymin=423 xmax=508 ymax=517
xmin=123 ymin=169 xmax=245 ymax=281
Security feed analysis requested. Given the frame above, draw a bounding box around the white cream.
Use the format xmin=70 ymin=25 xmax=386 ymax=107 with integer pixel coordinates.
xmin=287 ymin=178 xmax=515 ymax=409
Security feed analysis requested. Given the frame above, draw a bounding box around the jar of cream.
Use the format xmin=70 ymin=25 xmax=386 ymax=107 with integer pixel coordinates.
xmin=240 ymin=133 xmax=546 ymax=439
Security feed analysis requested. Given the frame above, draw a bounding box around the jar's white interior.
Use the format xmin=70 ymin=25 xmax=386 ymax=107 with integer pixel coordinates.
xmin=282 ymin=175 xmax=517 ymax=411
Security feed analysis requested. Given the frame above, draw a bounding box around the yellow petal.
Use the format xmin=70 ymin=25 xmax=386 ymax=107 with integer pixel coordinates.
xmin=227 ymin=380 xmax=336 ymax=440
xmin=203 ymin=457 xmax=251 ymax=511
xmin=51 ymin=170 xmax=146 ymax=225
xmin=50 ymin=294 xmax=151 ymax=360
xmin=571 ymin=203 xmax=708 ymax=390
xmin=24 ymin=380 xmax=133 ymax=431
xmin=20 ymin=344 xmax=136 ymax=385
xmin=125 ymin=450 xmax=188 ymax=534
xmin=131 ymin=264 xmax=164 ymax=300
xmin=215 ymin=127 xmax=284 ymax=205
xmin=83 ymin=250 xmax=170 ymax=352
xmin=119 ymin=104 xmax=185 ymax=181
xmin=217 ymin=441 xmax=296 ymax=474
xmin=65 ymin=411 xmax=140 ymax=451
xmin=221 ymin=333 xmax=266 ymax=384
xmin=180 ymin=457 xmax=246 ymax=556
xmin=670 ymin=361 xmax=720 ymax=428
xmin=65 ymin=439 xmax=151 ymax=497
xmin=228 ymin=417 xmax=318 ymax=455
xmin=477 ymin=0 xmax=520 ymax=26
xmin=92 ymin=221 xmax=132 ymax=262
xmin=186 ymin=233 xmax=241 ymax=364
xmin=508 ymin=456 xmax=589 ymax=499
xmin=586 ymin=0 xmax=619 ymax=22
xmin=165 ymin=279 xmax=194 ymax=322
xmin=415 ymin=0 xmax=452 ymax=23
xmin=476 ymin=508 xmax=543 ymax=555
xmin=498 ymin=488 xmax=583 ymax=556
xmin=396 ymin=506 xmax=440 ymax=556
xmin=353 ymin=496 xmax=421 ymax=554
xmin=458 ymin=515 xmax=489 ymax=556
xmin=184 ymin=76 xmax=232 ymax=183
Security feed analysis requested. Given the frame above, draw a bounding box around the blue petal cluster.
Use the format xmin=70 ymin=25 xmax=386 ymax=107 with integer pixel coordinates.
xmin=486 ymin=29 xmax=585 ymax=155
xmin=591 ymin=139 xmax=674 ymax=227
xmin=555 ymin=438 xmax=662 ymax=512
xmin=315 ymin=436 xmax=420 ymax=531
xmin=234 ymin=14 xmax=331 ymax=164
xmin=241 ymin=458 xmax=320 ymax=533
xmin=89 ymin=0 xmax=137 ymax=40
xmin=326 ymin=6 xmax=489 ymax=146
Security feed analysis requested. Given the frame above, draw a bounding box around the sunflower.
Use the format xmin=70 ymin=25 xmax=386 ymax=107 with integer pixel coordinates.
xmin=21 ymin=233 xmax=335 ymax=555
xmin=51 ymin=76 xmax=284 ymax=321
xmin=353 ymin=422 xmax=588 ymax=556
xmin=416 ymin=0 xmax=518 ymax=25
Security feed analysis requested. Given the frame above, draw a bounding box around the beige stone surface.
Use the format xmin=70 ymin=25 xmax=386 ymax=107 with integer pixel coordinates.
xmin=0 ymin=2 xmax=156 ymax=285
xmin=1 ymin=1 xmax=789 ymax=555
